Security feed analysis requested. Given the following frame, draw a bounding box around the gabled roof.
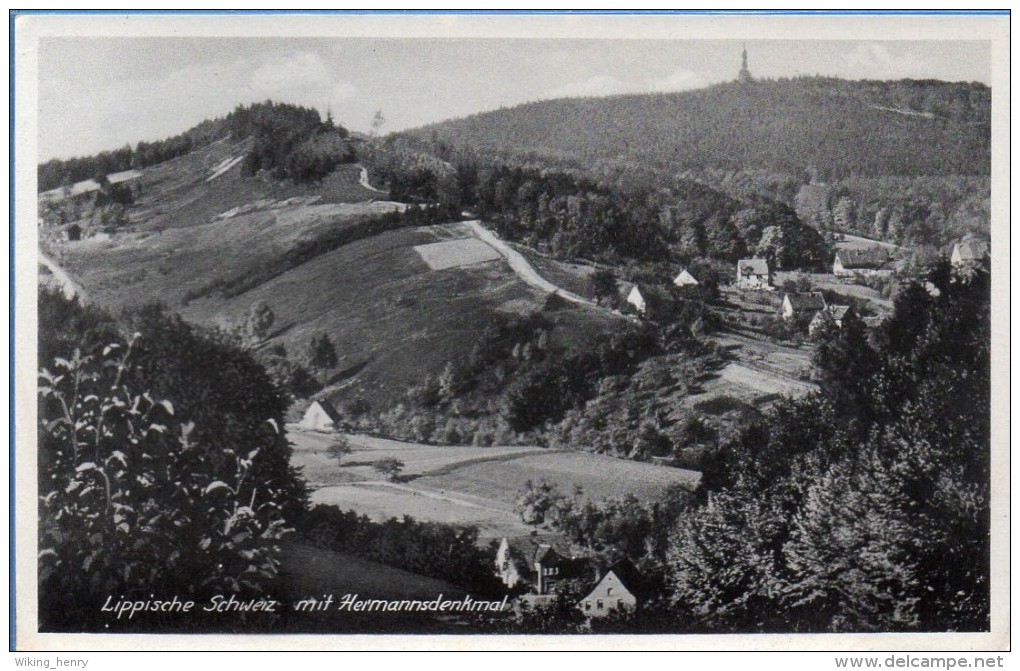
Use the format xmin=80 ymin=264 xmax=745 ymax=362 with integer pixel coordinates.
xmin=784 ymin=292 xmax=826 ymax=312
xmin=835 ymin=248 xmax=891 ymax=269
xmin=825 ymin=305 xmax=852 ymax=321
xmin=534 ymin=544 xmax=563 ymax=566
xmin=954 ymin=239 xmax=990 ymax=261
xmin=308 ymin=398 xmax=342 ymax=422
xmin=737 ymin=258 xmax=770 ymax=276
xmin=501 ymin=536 xmax=575 ymax=565
xmin=637 ymin=285 xmax=675 ymax=312
xmin=584 ymin=558 xmax=656 ymax=601
xmin=673 ymin=269 xmax=699 ymax=286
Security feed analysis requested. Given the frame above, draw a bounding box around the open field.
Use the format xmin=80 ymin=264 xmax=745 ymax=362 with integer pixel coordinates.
xmin=290 ymin=430 xmax=546 ymax=486
xmin=717 ymin=362 xmax=815 ymax=398
xmin=48 ymin=199 xmax=406 ymax=312
xmin=414 ymin=238 xmax=501 ymax=270
xmin=417 ymin=450 xmax=700 ymax=510
xmin=290 ymin=428 xmax=699 ymax=540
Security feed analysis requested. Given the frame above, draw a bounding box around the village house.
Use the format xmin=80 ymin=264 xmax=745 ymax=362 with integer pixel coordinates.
xmin=299 ymin=399 xmax=342 ymax=433
xmin=781 ymin=292 xmax=826 ymax=321
xmin=495 ymin=536 xmax=582 ymax=596
xmin=736 ymin=258 xmax=772 ymax=290
xmin=578 ymin=559 xmax=647 ymax=619
xmin=832 ymin=249 xmax=895 ymax=277
xmin=618 ymin=283 xmax=676 ymax=321
xmin=672 ymin=269 xmax=699 ymax=288
xmin=950 ymin=238 xmax=990 ymax=267
xmin=809 ymin=304 xmax=853 ymax=335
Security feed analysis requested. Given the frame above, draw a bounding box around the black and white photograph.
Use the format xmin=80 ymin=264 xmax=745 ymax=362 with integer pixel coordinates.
xmin=11 ymin=10 xmax=1010 ymax=653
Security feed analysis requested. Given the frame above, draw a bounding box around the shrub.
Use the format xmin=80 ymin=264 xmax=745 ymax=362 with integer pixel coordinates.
xmin=38 ymin=338 xmax=292 ymax=630
xmin=372 ymin=458 xmax=405 ymax=481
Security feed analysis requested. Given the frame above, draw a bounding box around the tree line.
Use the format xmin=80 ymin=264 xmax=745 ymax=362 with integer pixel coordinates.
xmin=39 ymin=101 xmax=358 ymax=192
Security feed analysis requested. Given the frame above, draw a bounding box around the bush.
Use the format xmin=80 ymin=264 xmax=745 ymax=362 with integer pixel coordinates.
xmin=372 ymin=458 xmax=405 ymax=481
xmin=38 ymin=338 xmax=292 ymax=630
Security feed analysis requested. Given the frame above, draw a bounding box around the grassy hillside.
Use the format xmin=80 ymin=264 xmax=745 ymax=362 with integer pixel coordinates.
xmin=409 ymin=78 xmax=989 ymax=181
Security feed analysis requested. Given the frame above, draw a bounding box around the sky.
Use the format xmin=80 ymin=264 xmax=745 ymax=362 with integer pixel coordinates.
xmin=37 ymin=38 xmax=991 ymax=162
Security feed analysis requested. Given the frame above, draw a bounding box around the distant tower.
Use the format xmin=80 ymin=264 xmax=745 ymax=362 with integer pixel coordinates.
xmin=737 ymin=44 xmax=753 ymax=84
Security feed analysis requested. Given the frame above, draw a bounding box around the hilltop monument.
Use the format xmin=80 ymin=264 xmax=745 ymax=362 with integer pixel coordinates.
xmin=737 ymin=44 xmax=753 ymax=84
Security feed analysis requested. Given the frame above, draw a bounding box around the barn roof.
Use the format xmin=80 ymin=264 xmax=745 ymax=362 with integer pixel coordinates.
xmin=784 ymin=292 xmax=826 ymax=312
xmin=309 ymin=398 xmax=342 ymax=422
xmin=835 ymin=248 xmax=892 ymax=269
xmin=737 ymin=258 xmax=770 ymax=276
xmin=826 ymin=305 xmax=852 ymax=320
xmin=812 ymin=304 xmax=852 ymax=323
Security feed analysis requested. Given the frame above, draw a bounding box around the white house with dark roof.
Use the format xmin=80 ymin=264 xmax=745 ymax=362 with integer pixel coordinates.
xmin=736 ymin=258 xmax=772 ymax=290
xmin=809 ymin=304 xmax=853 ymax=334
xmin=495 ymin=536 xmax=581 ymax=595
xmin=578 ymin=559 xmax=647 ymax=619
xmin=781 ymin=292 xmax=826 ymax=321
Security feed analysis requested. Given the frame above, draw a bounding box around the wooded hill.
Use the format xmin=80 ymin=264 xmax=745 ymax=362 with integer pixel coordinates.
xmin=407 ymin=78 xmax=990 ymax=182
xmin=38 ymin=101 xmax=356 ymax=192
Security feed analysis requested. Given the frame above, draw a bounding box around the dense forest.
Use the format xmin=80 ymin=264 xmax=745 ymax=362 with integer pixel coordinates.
xmin=38 ymin=101 xmax=356 ymax=192
xmin=409 ymin=78 xmax=990 ymax=181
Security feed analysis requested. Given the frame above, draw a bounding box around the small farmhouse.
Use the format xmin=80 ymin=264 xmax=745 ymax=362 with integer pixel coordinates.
xmin=781 ymin=292 xmax=826 ymax=321
xmin=300 ymin=399 xmax=341 ymax=432
xmin=950 ymin=239 xmax=990 ymax=267
xmin=673 ymin=269 xmax=699 ymax=288
xmin=832 ymin=249 xmax=894 ymax=277
xmin=736 ymin=258 xmax=772 ymax=290
xmin=578 ymin=559 xmax=645 ymax=619
xmin=809 ymin=304 xmax=853 ymax=334
xmin=619 ymin=282 xmax=646 ymax=314
xmin=619 ymin=283 xmax=677 ymax=321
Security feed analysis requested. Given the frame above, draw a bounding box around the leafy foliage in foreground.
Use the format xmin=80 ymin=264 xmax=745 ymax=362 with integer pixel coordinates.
xmin=37 ymin=291 xmax=308 ymax=630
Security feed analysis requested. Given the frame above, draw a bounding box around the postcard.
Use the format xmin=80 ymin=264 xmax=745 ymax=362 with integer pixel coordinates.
xmin=11 ymin=10 xmax=1010 ymax=653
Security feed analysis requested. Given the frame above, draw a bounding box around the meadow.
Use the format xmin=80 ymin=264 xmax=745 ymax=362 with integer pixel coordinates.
xmin=291 ymin=428 xmax=700 ymax=540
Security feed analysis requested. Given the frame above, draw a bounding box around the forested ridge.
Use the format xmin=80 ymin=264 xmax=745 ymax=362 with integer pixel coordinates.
xmin=409 ymin=78 xmax=989 ymax=181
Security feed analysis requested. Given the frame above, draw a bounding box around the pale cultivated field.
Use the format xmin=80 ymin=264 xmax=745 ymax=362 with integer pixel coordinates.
xmin=718 ymin=362 xmax=816 ymax=398
xmin=417 ymin=451 xmax=701 ymax=510
xmin=414 ymin=238 xmax=501 ymax=270
xmin=290 ymin=428 xmax=700 ymax=540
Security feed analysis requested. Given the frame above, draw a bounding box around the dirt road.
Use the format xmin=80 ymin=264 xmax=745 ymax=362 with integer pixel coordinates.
xmin=358 ymin=165 xmax=387 ymax=194
xmin=39 ymin=249 xmax=85 ymax=302
xmin=464 ymin=221 xmax=625 ymax=321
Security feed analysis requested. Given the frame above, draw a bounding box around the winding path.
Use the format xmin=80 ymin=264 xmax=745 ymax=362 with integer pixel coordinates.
xmin=464 ymin=220 xmax=624 ymax=319
xmin=358 ymin=165 xmax=387 ymax=194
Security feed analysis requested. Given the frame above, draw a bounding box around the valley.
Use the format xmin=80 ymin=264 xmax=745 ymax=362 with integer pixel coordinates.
xmin=34 ymin=78 xmax=992 ymax=634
